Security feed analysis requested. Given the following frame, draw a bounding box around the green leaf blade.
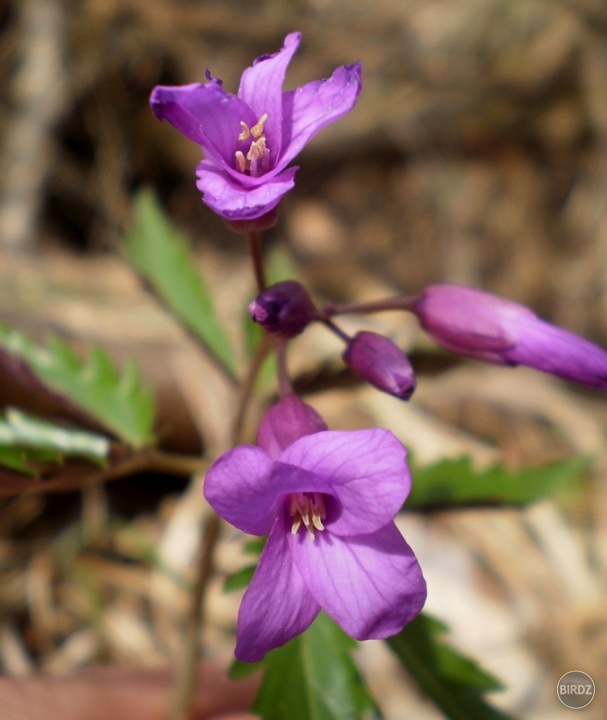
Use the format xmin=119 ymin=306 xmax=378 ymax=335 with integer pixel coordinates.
xmin=124 ymin=190 xmax=237 ymax=379
xmin=253 ymin=612 xmax=381 ymax=720
xmin=0 ymin=325 xmax=154 ymax=448
xmin=406 ymin=455 xmax=589 ymax=511
xmin=387 ymin=613 xmax=516 ymax=720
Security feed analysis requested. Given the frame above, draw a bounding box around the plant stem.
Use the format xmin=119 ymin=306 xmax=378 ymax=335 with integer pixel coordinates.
xmin=169 ymin=509 xmax=221 ymax=720
xmin=232 ymin=332 xmax=273 ymax=443
xmin=169 ymin=239 xmax=271 ymax=719
xmin=247 ymin=230 xmax=266 ymax=292
xmin=319 ymin=317 xmax=351 ymax=344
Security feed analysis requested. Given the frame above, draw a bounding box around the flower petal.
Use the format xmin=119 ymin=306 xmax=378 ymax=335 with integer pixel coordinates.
xmin=203 ymin=445 xmax=278 ymax=535
xmin=279 ymin=429 xmax=410 ymax=536
xmin=289 ymin=522 xmax=426 ymax=641
xmin=204 ymin=446 xmax=331 ymax=535
xmin=196 ymin=160 xmax=297 ymax=220
xmin=150 ymin=80 xmax=257 ymax=172
xmin=236 ymin=515 xmax=320 ymax=662
xmin=510 ymin=316 xmax=607 ymax=388
xmin=278 ymin=63 xmax=362 ymax=169
xmin=237 ymin=32 xmax=302 ymax=164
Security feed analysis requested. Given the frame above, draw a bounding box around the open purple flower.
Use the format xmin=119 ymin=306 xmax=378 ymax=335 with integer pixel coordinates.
xmin=412 ymin=284 xmax=607 ymax=388
xmin=150 ymin=33 xmax=362 ymax=226
xmin=204 ymin=396 xmax=426 ymax=662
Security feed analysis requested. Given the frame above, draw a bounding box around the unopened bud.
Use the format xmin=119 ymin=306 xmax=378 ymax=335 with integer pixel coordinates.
xmin=343 ymin=331 xmax=416 ymax=400
xmin=248 ymin=280 xmax=317 ymax=338
xmin=412 ymin=284 xmax=607 ymax=388
xmin=257 ymin=395 xmax=328 ymax=457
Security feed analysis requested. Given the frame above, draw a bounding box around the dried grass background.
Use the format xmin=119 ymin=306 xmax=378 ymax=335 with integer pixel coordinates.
xmin=0 ymin=0 xmax=606 ymax=718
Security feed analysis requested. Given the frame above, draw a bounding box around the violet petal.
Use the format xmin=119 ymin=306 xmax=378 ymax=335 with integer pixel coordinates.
xmin=150 ymin=83 xmax=256 ymax=173
xmin=236 ymin=515 xmax=320 ymax=662
xmin=279 ymin=63 xmax=362 ymax=169
xmin=279 ymin=429 xmax=410 ymax=537
xmin=195 ymin=161 xmax=297 ymax=220
xmin=203 ymin=445 xmax=278 ymax=536
xmin=204 ymin=446 xmax=332 ymax=536
xmin=237 ymin=32 xmax=302 ymax=164
xmin=289 ymin=522 xmax=426 ymax=640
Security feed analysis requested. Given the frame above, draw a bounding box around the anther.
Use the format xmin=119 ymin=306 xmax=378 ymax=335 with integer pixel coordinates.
xmin=238 ymin=122 xmax=251 ymax=141
xmin=235 ymin=151 xmax=247 ymax=173
xmin=250 ymin=113 xmax=268 ymax=139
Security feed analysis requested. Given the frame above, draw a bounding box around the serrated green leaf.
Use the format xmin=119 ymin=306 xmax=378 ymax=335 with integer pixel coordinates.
xmin=253 ymin=612 xmax=382 ymax=720
xmin=387 ymin=613 xmax=516 ymax=720
xmin=124 ymin=190 xmax=237 ymax=379
xmin=0 ymin=325 xmax=155 ymax=448
xmin=406 ymin=455 xmax=589 ymax=511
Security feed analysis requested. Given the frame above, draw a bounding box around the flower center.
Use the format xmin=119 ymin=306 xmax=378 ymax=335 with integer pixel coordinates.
xmin=288 ymin=492 xmax=326 ymax=539
xmin=235 ymin=113 xmax=270 ymax=177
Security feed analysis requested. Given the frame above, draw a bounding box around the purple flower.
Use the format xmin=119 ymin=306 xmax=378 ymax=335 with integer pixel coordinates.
xmin=343 ymin=331 xmax=416 ymax=400
xmin=150 ymin=33 xmax=362 ymax=225
xmin=412 ymin=284 xmax=607 ymax=388
xmin=204 ymin=396 xmax=426 ymax=662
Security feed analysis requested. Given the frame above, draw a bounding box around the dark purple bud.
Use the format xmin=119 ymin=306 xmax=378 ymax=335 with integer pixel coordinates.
xmin=412 ymin=284 xmax=607 ymax=388
xmin=343 ymin=331 xmax=416 ymax=400
xmin=257 ymin=395 xmax=328 ymax=458
xmin=248 ymin=280 xmax=317 ymax=338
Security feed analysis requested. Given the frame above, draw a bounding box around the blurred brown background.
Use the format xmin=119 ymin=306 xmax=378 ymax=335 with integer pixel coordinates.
xmin=0 ymin=1 xmax=606 ymax=719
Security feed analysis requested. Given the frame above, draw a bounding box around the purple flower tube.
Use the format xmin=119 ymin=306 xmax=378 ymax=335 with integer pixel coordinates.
xmin=412 ymin=284 xmax=607 ymax=388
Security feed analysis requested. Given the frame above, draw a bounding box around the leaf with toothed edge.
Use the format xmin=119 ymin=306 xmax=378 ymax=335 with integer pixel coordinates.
xmin=387 ymin=613 xmax=517 ymax=720
xmin=0 ymin=324 xmax=154 ymax=448
xmin=123 ymin=190 xmax=237 ymax=380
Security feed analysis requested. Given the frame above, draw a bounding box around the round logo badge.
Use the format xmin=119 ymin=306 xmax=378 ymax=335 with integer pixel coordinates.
xmin=557 ymin=670 xmax=595 ymax=709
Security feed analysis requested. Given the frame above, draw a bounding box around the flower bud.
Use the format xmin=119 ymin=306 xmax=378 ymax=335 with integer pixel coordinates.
xmin=412 ymin=284 xmax=607 ymax=388
xmin=248 ymin=280 xmax=317 ymax=338
xmin=342 ymin=331 xmax=416 ymax=400
xmin=257 ymin=395 xmax=328 ymax=458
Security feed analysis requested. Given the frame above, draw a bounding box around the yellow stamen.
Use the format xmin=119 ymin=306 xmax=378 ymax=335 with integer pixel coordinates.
xmin=250 ymin=113 xmax=268 ymax=139
xmin=289 ymin=492 xmax=326 ymax=539
xmin=235 ymin=150 xmax=247 ymax=173
xmin=238 ymin=122 xmax=251 ymax=141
